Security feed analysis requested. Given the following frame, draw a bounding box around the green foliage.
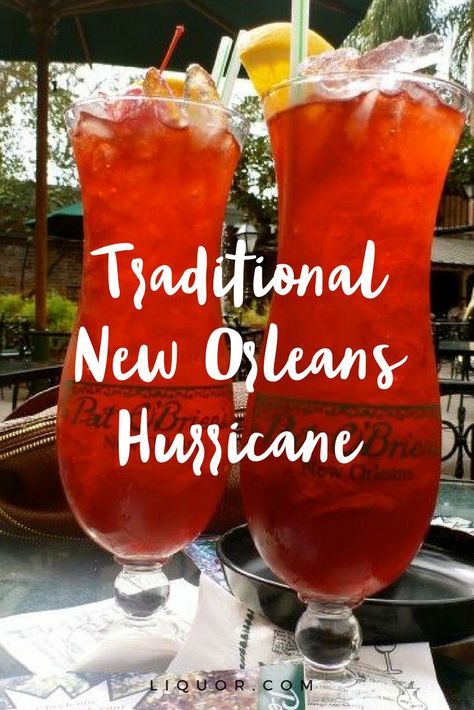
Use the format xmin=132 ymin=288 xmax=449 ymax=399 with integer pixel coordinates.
xmin=0 ymin=294 xmax=25 ymax=318
xmin=230 ymin=96 xmax=277 ymax=237
xmin=446 ymin=126 xmax=474 ymax=190
xmin=0 ymin=61 xmax=83 ymax=233
xmin=0 ymin=292 xmax=76 ymax=331
xmin=45 ymin=292 xmax=77 ymax=331
xmin=227 ymin=299 xmax=270 ymax=327
xmin=345 ymin=0 xmax=472 ymax=78
xmin=345 ymin=0 xmax=437 ymax=52
xmin=18 ymin=300 xmax=34 ymax=322
xmin=345 ymin=0 xmax=473 ymax=189
xmin=0 ymin=61 xmax=84 ymax=185
xmin=438 ymin=2 xmax=474 ymax=81
xmin=0 ymin=180 xmax=35 ymax=233
xmin=0 ymin=179 xmax=80 ymax=233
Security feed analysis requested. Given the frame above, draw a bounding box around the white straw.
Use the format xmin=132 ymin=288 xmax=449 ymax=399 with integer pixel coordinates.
xmin=221 ymin=30 xmax=247 ymax=106
xmin=211 ymin=36 xmax=233 ymax=85
xmin=290 ymin=0 xmax=310 ymax=80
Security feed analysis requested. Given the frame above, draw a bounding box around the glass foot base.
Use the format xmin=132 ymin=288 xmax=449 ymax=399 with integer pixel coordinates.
xmin=303 ymin=666 xmax=360 ymax=707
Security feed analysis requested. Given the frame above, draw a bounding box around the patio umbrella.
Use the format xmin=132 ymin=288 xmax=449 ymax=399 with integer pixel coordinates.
xmin=0 ymin=0 xmax=371 ymax=330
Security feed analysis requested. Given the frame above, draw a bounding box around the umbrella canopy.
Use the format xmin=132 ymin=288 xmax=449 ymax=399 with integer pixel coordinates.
xmin=0 ymin=0 xmax=371 ymax=330
xmin=25 ymin=200 xmax=246 ymax=239
xmin=0 ymin=2 xmax=370 ymax=66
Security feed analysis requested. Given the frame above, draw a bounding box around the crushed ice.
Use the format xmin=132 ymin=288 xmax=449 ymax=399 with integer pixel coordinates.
xmin=299 ymin=47 xmax=360 ymax=76
xmin=70 ymin=64 xmax=227 ymax=135
xmin=358 ymin=34 xmax=443 ymax=72
xmin=297 ymin=34 xmax=447 ymax=103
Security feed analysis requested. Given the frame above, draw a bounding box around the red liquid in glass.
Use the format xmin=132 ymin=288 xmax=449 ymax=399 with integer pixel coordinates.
xmin=241 ymin=85 xmax=464 ymax=604
xmin=57 ymin=100 xmax=241 ymax=562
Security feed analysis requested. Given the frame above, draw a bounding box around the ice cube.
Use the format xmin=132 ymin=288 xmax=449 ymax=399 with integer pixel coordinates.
xmin=143 ymin=67 xmax=188 ymax=128
xmin=70 ymin=92 xmax=143 ymax=128
xmin=76 ymin=112 xmax=115 ymax=140
xmin=376 ymin=75 xmax=405 ymax=96
xmin=71 ymin=99 xmax=110 ymax=125
xmin=296 ymin=49 xmax=369 ymax=102
xmin=183 ymin=64 xmax=221 ymax=104
xmin=91 ymin=142 xmax=117 ymax=174
xmin=346 ymin=89 xmax=380 ymax=138
xmin=184 ymin=64 xmax=227 ymax=136
xmin=358 ymin=34 xmax=443 ymax=72
xmin=298 ymin=48 xmax=360 ymax=76
xmin=125 ymin=84 xmax=144 ymax=96
xmin=306 ymin=75 xmax=376 ymax=102
xmin=91 ymin=72 xmax=130 ymax=97
xmin=400 ymin=80 xmax=439 ymax=107
xmin=143 ymin=66 xmax=174 ymax=98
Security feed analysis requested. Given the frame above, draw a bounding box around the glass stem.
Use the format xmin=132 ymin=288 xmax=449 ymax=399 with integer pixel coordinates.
xmin=295 ymin=601 xmax=361 ymax=674
xmin=113 ymin=562 xmax=169 ymax=623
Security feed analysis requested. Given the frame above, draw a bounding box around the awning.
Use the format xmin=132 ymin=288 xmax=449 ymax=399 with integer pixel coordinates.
xmin=25 ymin=201 xmax=245 ymax=238
xmin=25 ymin=202 xmax=83 ymax=240
xmin=432 ymin=237 xmax=474 ymax=267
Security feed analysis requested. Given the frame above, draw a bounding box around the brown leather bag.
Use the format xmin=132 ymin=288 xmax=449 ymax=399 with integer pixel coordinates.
xmin=0 ymin=384 xmax=246 ymax=539
xmin=0 ymin=390 xmax=82 ymax=538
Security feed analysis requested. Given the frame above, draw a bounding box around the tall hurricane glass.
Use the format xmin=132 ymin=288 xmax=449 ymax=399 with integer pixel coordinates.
xmin=240 ymin=72 xmax=470 ymax=674
xmin=58 ymin=96 xmax=248 ymax=624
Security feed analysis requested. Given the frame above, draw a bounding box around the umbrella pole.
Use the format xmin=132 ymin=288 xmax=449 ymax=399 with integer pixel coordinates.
xmin=32 ymin=14 xmax=54 ymax=338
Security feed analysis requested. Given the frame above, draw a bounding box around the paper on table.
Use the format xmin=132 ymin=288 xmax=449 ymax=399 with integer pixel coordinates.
xmin=0 ymin=578 xmax=199 ymax=675
xmin=432 ymin=515 xmax=474 ymax=535
xmin=169 ymin=573 xmax=299 ymax=672
xmin=171 ymin=574 xmax=450 ymax=710
xmin=0 ymin=572 xmax=452 ymax=709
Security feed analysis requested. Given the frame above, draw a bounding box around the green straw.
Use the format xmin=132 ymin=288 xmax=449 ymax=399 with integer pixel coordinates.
xmin=221 ymin=30 xmax=247 ymax=106
xmin=290 ymin=0 xmax=310 ymax=80
xmin=211 ymin=36 xmax=233 ymax=86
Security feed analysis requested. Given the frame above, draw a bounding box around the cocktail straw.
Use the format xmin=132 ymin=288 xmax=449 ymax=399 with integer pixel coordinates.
xmin=221 ymin=30 xmax=247 ymax=106
xmin=290 ymin=0 xmax=310 ymax=80
xmin=211 ymin=36 xmax=233 ymax=86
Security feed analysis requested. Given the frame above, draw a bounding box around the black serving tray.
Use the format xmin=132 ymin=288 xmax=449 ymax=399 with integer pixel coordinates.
xmin=217 ymin=524 xmax=474 ymax=647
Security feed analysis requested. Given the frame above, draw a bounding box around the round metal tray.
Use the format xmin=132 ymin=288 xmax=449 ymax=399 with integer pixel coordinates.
xmin=217 ymin=524 xmax=474 ymax=646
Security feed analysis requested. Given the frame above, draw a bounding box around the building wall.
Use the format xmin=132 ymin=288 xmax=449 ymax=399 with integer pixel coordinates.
xmin=0 ymin=233 xmax=83 ymax=300
xmin=438 ymin=193 xmax=469 ymax=227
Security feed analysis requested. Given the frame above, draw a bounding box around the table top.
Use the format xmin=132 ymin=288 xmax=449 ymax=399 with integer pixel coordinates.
xmin=0 ymin=361 xmax=62 ymax=384
xmin=29 ymin=331 xmax=70 ymax=338
xmin=0 ymin=480 xmax=471 ymax=702
xmin=439 ymin=378 xmax=474 ymax=396
xmin=437 ymin=340 xmax=474 ymax=354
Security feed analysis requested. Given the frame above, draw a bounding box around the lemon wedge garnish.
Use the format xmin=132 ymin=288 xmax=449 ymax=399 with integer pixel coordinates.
xmin=133 ymin=72 xmax=185 ymax=98
xmin=239 ymin=22 xmax=333 ymax=97
xmin=163 ymin=72 xmax=185 ymax=97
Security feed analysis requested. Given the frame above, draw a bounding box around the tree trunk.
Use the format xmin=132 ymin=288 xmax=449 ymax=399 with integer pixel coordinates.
xmin=470 ymin=31 xmax=474 ymax=138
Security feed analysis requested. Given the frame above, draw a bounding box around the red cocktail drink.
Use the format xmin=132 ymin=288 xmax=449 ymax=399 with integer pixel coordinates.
xmin=57 ymin=93 xmax=246 ymax=617
xmin=240 ymin=72 xmax=469 ymax=669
